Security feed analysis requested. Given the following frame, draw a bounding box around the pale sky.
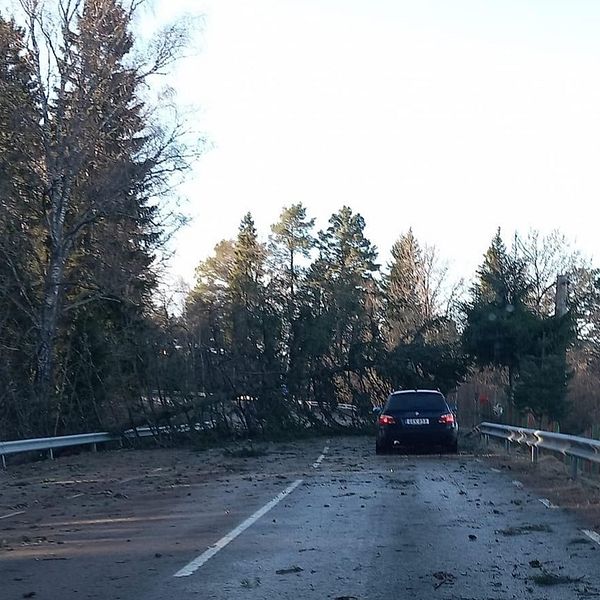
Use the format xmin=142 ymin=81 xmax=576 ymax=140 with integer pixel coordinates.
xmin=142 ymin=0 xmax=600 ymax=289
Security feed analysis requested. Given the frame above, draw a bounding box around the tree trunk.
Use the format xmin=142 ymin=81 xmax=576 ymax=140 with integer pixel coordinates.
xmin=36 ymin=246 xmax=67 ymax=433
xmin=36 ymin=177 xmax=70 ymax=433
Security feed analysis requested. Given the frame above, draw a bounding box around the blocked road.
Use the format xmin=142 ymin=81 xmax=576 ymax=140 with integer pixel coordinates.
xmin=1 ymin=437 xmax=599 ymax=599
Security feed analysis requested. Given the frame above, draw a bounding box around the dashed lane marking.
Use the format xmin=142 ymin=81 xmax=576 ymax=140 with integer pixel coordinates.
xmin=512 ymin=480 xmax=523 ymax=488
xmin=538 ymin=498 xmax=557 ymax=509
xmin=173 ymin=478 xmax=303 ymax=577
xmin=312 ymin=442 xmax=330 ymax=469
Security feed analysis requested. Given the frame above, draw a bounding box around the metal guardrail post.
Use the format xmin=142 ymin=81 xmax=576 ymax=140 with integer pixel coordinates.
xmin=49 ymin=448 xmax=54 ymax=460
xmin=571 ymin=456 xmax=579 ymax=479
xmin=531 ymin=445 xmax=538 ymax=463
xmin=1 ymin=455 xmax=5 ymax=469
xmin=505 ymin=439 xmax=511 ymax=454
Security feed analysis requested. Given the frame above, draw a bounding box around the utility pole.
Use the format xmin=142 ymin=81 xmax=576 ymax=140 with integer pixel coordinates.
xmin=553 ymin=274 xmax=569 ymax=434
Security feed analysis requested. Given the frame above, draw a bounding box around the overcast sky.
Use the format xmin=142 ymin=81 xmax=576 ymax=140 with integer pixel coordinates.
xmin=143 ymin=0 xmax=600 ymax=288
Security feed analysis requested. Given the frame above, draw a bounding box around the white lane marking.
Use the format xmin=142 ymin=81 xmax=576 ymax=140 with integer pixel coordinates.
xmin=490 ymin=468 xmax=502 ymax=473
xmin=582 ymin=529 xmax=600 ymax=546
xmin=312 ymin=454 xmax=326 ymax=468
xmin=512 ymin=480 xmax=523 ymax=489
xmin=0 ymin=510 xmax=25 ymax=520
xmin=174 ymin=479 xmax=303 ymax=577
xmin=312 ymin=442 xmax=330 ymax=469
xmin=538 ymin=498 xmax=557 ymax=509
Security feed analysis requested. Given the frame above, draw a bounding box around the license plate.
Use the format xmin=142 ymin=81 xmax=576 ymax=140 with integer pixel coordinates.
xmin=405 ymin=418 xmax=429 ymax=425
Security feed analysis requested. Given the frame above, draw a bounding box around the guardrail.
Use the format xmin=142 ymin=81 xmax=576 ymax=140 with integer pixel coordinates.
xmin=0 ymin=426 xmax=164 ymax=469
xmin=479 ymin=421 xmax=600 ymax=477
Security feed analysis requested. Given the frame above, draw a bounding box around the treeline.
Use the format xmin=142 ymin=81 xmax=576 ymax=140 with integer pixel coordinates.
xmin=2 ymin=2 xmax=600 ymax=442
xmin=176 ymin=212 xmax=600 ymax=437
xmin=173 ymin=207 xmax=469 ymax=436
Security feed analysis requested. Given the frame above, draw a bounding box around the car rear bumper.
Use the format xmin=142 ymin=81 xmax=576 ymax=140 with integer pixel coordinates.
xmin=377 ymin=425 xmax=457 ymax=448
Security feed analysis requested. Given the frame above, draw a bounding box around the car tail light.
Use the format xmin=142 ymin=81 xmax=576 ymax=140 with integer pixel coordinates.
xmin=439 ymin=413 xmax=455 ymax=425
xmin=378 ymin=414 xmax=396 ymax=426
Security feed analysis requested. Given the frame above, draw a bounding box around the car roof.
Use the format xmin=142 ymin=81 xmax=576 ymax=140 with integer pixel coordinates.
xmin=390 ymin=389 xmax=443 ymax=395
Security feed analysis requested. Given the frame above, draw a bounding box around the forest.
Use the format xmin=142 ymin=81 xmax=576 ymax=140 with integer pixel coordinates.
xmin=1 ymin=1 xmax=600 ymax=442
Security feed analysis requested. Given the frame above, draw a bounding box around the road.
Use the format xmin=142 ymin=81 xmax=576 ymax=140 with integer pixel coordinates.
xmin=1 ymin=436 xmax=599 ymax=599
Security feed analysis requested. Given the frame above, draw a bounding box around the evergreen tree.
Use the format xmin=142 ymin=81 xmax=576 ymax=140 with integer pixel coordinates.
xmin=301 ymin=207 xmax=381 ymax=415
xmin=183 ymin=240 xmax=237 ymax=426
xmin=56 ymin=0 xmax=167 ymax=432
xmin=269 ymin=203 xmax=315 ymax=317
xmin=230 ymin=213 xmax=264 ymax=309
xmin=268 ymin=204 xmax=316 ymax=405
xmin=463 ymin=229 xmax=533 ymax=380
xmin=384 ymin=229 xmax=424 ymax=344
xmin=377 ymin=229 xmax=466 ymax=393
xmin=0 ymin=15 xmax=41 ymax=436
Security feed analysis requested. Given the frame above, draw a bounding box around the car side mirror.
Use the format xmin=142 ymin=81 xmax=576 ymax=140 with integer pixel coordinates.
xmin=372 ymin=406 xmax=382 ymax=416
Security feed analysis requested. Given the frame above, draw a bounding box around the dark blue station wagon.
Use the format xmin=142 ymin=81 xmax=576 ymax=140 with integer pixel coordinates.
xmin=375 ymin=389 xmax=458 ymax=454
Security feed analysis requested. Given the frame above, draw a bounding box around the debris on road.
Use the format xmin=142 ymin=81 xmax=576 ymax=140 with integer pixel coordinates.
xmin=531 ymin=571 xmax=583 ymax=586
xmin=432 ymin=571 xmax=456 ymax=589
xmin=276 ymin=566 xmax=304 ymax=575
xmin=529 ymin=559 xmax=542 ymax=568
xmin=498 ymin=524 xmax=552 ymax=536
xmin=240 ymin=577 xmax=261 ymax=588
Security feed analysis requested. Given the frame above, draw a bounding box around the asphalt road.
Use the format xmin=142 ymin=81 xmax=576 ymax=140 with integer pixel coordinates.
xmin=1 ymin=436 xmax=599 ymax=600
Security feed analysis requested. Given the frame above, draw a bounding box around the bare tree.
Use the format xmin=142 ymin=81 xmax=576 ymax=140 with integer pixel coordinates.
xmin=515 ymin=229 xmax=583 ymax=316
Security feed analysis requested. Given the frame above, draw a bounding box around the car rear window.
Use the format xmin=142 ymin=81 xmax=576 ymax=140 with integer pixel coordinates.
xmin=386 ymin=392 xmax=447 ymax=411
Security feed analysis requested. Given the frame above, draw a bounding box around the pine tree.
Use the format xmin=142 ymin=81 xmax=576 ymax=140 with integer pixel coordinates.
xmin=230 ymin=213 xmax=264 ymax=309
xmin=379 ymin=229 xmax=465 ymax=392
xmin=384 ymin=229 xmax=425 ymax=344
xmin=269 ymin=203 xmax=315 ymax=317
xmin=301 ymin=207 xmax=381 ymax=414
xmin=268 ymin=204 xmax=315 ymax=402
xmin=475 ymin=228 xmax=530 ymax=306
